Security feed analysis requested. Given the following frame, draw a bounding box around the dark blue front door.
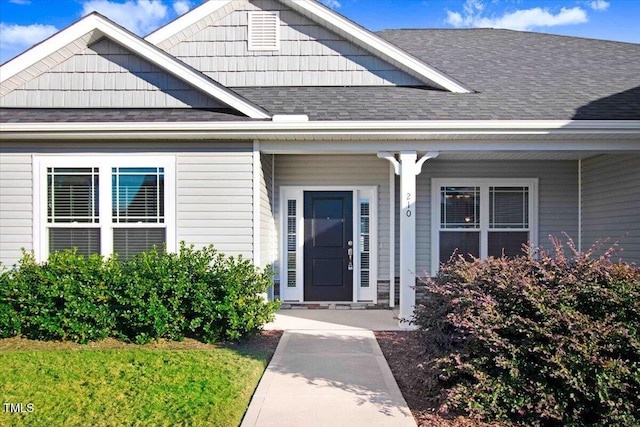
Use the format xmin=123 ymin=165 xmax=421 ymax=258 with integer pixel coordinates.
xmin=303 ymin=191 xmax=353 ymax=301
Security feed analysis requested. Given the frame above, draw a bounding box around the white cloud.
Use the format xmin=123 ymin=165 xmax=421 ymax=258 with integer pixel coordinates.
xmin=320 ymin=0 xmax=341 ymax=9
xmin=81 ymin=0 xmax=169 ymax=35
xmin=445 ymin=0 xmax=588 ymax=31
xmin=0 ymin=23 xmax=57 ymax=62
xmin=589 ymin=0 xmax=610 ymax=11
xmin=9 ymin=0 xmax=31 ymax=5
xmin=172 ymin=0 xmax=191 ymax=16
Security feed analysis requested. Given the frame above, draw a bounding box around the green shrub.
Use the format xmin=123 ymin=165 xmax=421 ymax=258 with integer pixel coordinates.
xmin=113 ymin=246 xmax=192 ymax=344
xmin=0 ymin=250 xmax=117 ymax=343
xmin=414 ymin=237 xmax=640 ymax=426
xmin=0 ymin=244 xmax=279 ymax=344
xmin=0 ymin=269 xmax=21 ymax=338
xmin=188 ymin=250 xmax=280 ymax=342
xmin=113 ymin=244 xmax=278 ymax=344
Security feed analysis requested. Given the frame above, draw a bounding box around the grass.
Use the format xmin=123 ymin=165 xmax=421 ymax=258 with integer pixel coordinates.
xmin=0 ymin=334 xmax=280 ymax=427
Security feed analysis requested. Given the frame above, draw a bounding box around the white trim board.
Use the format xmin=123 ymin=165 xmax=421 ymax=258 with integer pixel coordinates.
xmin=3 ymin=120 xmax=639 ymax=136
xmin=145 ymin=0 xmax=233 ymax=45
xmin=0 ymin=13 xmax=270 ymax=119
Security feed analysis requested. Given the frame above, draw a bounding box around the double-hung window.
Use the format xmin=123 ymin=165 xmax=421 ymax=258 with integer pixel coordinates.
xmin=35 ymin=156 xmax=175 ymax=261
xmin=431 ymin=178 xmax=537 ymax=272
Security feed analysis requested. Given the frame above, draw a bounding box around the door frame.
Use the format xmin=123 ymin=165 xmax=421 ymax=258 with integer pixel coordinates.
xmin=279 ymin=186 xmax=378 ymax=303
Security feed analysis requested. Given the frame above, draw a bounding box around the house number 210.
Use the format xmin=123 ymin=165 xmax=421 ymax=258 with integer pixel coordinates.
xmin=406 ymin=193 xmax=412 ymax=217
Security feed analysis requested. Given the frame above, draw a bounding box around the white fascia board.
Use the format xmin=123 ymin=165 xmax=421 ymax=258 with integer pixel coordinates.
xmin=280 ymin=0 xmax=472 ymax=94
xmin=0 ymin=14 xmax=270 ymax=119
xmin=2 ymin=120 xmax=640 ymax=134
xmin=1 ymin=16 xmax=100 ymax=82
xmin=0 ymin=119 xmax=638 ymax=133
xmin=145 ymin=0 xmax=232 ymax=44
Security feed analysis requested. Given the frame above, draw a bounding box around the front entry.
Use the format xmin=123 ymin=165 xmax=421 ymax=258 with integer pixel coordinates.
xmin=303 ymin=191 xmax=353 ymax=301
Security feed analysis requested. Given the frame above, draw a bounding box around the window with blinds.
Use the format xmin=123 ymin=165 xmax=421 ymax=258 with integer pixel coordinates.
xmin=42 ymin=161 xmax=170 ymax=260
xmin=287 ymin=199 xmax=297 ymax=288
xmin=439 ymin=186 xmax=481 ymax=263
xmin=360 ymin=199 xmax=370 ymax=288
xmin=248 ymin=11 xmax=280 ymax=51
xmin=436 ymin=180 xmax=535 ymax=266
xmin=47 ymin=167 xmax=100 ymax=256
xmin=112 ymin=167 xmax=166 ymax=260
xmin=488 ymin=187 xmax=529 ymax=258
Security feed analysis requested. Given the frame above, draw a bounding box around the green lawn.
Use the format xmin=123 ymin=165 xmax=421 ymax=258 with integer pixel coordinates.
xmin=0 ymin=336 xmax=278 ymax=426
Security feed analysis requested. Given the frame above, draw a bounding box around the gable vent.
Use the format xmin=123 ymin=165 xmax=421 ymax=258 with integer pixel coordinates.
xmin=248 ymin=11 xmax=280 ymax=51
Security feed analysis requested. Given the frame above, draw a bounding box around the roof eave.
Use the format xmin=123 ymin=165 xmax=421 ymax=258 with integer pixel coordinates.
xmin=2 ymin=119 xmax=639 ymax=140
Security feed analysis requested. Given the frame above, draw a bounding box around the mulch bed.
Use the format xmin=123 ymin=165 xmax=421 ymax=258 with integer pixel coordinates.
xmin=375 ymin=331 xmax=504 ymax=427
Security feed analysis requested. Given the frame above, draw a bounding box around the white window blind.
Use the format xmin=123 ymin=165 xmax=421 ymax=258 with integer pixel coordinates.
xmin=47 ymin=167 xmax=100 ymax=256
xmin=248 ymin=11 xmax=280 ymax=51
xmin=287 ymin=199 xmax=296 ymax=288
xmin=112 ymin=167 xmax=166 ymax=260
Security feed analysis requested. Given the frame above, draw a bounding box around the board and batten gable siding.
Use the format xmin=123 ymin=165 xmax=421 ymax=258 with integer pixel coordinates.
xmin=395 ymin=160 xmax=580 ymax=276
xmin=163 ymin=0 xmax=422 ymax=87
xmin=0 ymin=38 xmax=225 ymax=108
xmin=582 ymin=154 xmax=640 ymax=264
xmin=0 ymin=154 xmax=33 ymax=267
xmin=177 ymin=144 xmax=254 ymax=259
xmin=274 ymin=154 xmax=391 ymax=280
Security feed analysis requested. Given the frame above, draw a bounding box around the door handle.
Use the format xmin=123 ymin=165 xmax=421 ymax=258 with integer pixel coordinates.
xmin=347 ymin=247 xmax=353 ymax=270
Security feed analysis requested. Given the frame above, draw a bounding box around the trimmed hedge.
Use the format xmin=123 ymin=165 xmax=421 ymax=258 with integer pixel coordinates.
xmin=0 ymin=244 xmax=279 ymax=344
xmin=414 ymin=237 xmax=640 ymax=426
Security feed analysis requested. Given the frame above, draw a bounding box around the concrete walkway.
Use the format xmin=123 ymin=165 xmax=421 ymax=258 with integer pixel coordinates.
xmin=241 ymin=310 xmax=417 ymax=427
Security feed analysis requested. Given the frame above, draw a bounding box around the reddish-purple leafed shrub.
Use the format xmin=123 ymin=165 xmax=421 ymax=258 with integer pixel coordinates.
xmin=413 ymin=237 xmax=640 ymax=426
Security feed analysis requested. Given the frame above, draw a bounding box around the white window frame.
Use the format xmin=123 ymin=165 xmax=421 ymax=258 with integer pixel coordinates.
xmin=279 ymin=186 xmax=378 ymax=303
xmin=33 ymin=155 xmax=176 ymax=262
xmin=431 ymin=178 xmax=538 ymax=274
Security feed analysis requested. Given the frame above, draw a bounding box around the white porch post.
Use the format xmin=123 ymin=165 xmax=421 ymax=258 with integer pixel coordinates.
xmin=398 ymin=151 xmax=417 ymax=322
xmin=378 ymin=151 xmax=439 ymax=324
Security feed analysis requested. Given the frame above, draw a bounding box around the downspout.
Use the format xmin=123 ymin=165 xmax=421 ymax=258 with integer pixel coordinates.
xmin=271 ymin=154 xmax=277 ymax=299
xmin=389 ymin=163 xmax=395 ymax=308
xmin=252 ymin=141 xmax=261 ymax=268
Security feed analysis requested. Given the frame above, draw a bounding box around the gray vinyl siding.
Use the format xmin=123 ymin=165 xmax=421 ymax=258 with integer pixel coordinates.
xmin=395 ymin=160 xmax=579 ymax=275
xmin=0 ymin=154 xmax=33 ymax=267
xmin=0 ymin=142 xmax=255 ymax=265
xmin=260 ymin=153 xmax=275 ymax=269
xmin=274 ymin=154 xmax=391 ymax=280
xmin=177 ymin=145 xmax=254 ymax=259
xmin=0 ymin=38 xmax=224 ymax=108
xmin=164 ymin=0 xmax=422 ymax=87
xmin=582 ymin=154 xmax=640 ymax=263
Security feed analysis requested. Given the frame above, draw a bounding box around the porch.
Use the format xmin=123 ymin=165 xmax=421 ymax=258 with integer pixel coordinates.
xmin=256 ymin=149 xmax=639 ymax=323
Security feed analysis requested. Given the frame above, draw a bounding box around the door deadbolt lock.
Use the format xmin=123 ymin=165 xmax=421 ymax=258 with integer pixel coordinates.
xmin=348 ymin=240 xmax=353 ymax=247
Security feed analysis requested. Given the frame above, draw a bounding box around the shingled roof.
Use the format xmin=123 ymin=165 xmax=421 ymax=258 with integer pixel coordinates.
xmin=231 ymin=29 xmax=640 ymax=121
xmin=1 ymin=29 xmax=639 ymax=123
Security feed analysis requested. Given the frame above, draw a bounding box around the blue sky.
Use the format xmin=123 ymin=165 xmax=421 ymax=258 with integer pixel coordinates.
xmin=1 ymin=0 xmax=639 ymax=63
